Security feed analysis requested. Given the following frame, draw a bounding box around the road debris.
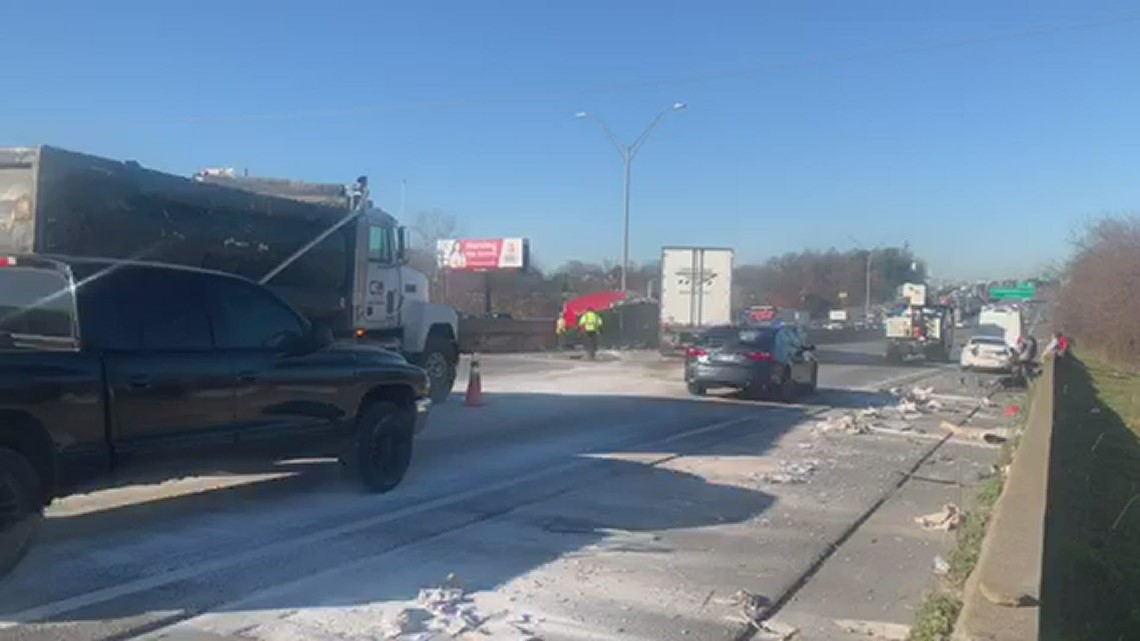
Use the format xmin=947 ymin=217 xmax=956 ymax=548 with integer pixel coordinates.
xmin=932 ymin=555 xmax=950 ymax=575
xmin=753 ymin=618 xmax=800 ymax=640
xmin=940 ymin=420 xmax=1010 ymax=444
xmin=814 ymin=413 xmax=872 ymax=435
xmin=761 ymin=459 xmax=819 ymax=484
xmin=833 ymin=619 xmax=910 ymax=640
xmin=915 ymin=503 xmax=964 ymax=531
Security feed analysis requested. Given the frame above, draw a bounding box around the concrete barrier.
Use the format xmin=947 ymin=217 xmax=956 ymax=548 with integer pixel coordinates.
xmin=458 ymin=317 xmax=555 ymax=354
xmin=458 ymin=320 xmax=883 ymax=355
xmin=954 ymin=358 xmax=1054 ymax=640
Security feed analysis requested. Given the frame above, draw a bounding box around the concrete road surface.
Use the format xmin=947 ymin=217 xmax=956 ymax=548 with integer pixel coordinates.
xmin=0 ymin=337 xmax=1023 ymax=641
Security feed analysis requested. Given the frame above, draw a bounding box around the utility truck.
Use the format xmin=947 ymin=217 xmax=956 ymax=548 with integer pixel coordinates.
xmin=0 ymin=146 xmax=459 ymax=401
xmin=884 ymin=282 xmax=955 ymax=363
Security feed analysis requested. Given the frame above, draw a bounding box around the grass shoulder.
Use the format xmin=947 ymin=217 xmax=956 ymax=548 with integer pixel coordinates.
xmin=1043 ymin=357 xmax=1140 ymax=640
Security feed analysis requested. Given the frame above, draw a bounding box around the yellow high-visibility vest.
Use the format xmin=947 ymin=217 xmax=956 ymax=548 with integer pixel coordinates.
xmin=579 ymin=311 xmax=602 ymax=332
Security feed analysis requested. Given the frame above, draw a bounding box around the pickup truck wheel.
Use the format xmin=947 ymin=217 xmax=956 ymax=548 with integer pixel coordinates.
xmin=342 ymin=402 xmax=414 ymax=494
xmin=421 ymin=339 xmax=456 ymax=405
xmin=0 ymin=447 xmax=42 ymax=578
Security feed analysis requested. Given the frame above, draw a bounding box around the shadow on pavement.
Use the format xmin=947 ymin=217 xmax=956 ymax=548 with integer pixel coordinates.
xmin=1 ymin=390 xmax=806 ymax=630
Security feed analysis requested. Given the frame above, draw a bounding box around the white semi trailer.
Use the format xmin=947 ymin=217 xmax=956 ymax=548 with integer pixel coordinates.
xmin=659 ymin=246 xmax=734 ymax=351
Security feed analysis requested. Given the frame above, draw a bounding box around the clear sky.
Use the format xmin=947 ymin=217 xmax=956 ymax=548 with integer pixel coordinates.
xmin=5 ymin=1 xmax=1139 ymax=280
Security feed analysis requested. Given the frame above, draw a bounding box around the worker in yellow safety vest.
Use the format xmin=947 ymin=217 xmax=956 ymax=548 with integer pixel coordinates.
xmin=578 ymin=307 xmax=603 ymax=360
xmin=555 ymin=315 xmax=567 ymax=350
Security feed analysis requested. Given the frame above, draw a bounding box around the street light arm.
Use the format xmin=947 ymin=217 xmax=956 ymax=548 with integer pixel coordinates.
xmin=586 ymin=116 xmax=630 ymax=160
xmin=629 ymin=109 xmax=669 ymax=159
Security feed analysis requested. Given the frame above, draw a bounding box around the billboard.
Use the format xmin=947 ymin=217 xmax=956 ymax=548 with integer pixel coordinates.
xmin=436 ymin=238 xmax=528 ymax=271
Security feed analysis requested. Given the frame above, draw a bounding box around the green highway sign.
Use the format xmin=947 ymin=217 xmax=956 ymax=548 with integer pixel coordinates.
xmin=988 ymin=284 xmax=1036 ymax=301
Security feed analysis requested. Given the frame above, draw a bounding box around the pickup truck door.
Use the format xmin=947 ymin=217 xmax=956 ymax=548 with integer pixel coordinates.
xmin=79 ymin=267 xmax=237 ymax=455
xmin=207 ymin=277 xmax=356 ymax=450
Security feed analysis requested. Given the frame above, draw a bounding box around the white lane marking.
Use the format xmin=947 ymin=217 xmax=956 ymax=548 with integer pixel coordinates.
xmin=0 ymin=414 xmax=766 ymax=628
xmin=854 ymin=367 xmax=949 ymax=392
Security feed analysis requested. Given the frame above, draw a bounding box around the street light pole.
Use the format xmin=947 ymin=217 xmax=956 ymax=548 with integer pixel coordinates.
xmin=865 ymin=251 xmax=872 ymax=322
xmin=577 ymin=103 xmax=685 ymax=293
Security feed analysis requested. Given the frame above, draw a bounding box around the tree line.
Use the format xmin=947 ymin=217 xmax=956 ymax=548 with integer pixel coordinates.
xmin=406 ymin=210 xmax=927 ymax=319
xmin=1056 ymin=214 xmax=1140 ymax=365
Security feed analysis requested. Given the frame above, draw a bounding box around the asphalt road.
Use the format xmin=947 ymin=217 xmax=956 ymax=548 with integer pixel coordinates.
xmin=0 ymin=336 xmax=1017 ymax=641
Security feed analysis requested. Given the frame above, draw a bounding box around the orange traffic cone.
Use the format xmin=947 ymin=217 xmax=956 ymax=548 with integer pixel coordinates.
xmin=465 ymin=355 xmax=484 ymax=406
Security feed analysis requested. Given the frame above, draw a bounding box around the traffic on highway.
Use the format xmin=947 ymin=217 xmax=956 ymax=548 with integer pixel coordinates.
xmin=0 ymin=4 xmax=1128 ymax=641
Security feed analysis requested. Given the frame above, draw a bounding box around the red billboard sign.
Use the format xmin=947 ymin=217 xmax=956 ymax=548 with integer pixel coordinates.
xmin=436 ymin=238 xmax=528 ymax=272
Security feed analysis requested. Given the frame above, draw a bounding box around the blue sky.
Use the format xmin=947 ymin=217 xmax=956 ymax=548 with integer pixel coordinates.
xmin=5 ymin=1 xmax=1139 ymax=280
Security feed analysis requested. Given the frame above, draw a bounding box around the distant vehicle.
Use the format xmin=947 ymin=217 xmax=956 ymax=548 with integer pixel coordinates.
xmin=977 ymin=306 xmax=1024 ymax=347
xmin=823 ymin=320 xmax=845 ymax=331
xmin=883 ymin=282 xmax=955 ymax=362
xmin=959 ymin=335 xmax=1015 ymax=371
xmin=659 ymin=247 xmax=734 ymax=352
xmin=0 ymin=256 xmax=431 ymax=578
xmin=684 ymin=325 xmax=817 ymax=401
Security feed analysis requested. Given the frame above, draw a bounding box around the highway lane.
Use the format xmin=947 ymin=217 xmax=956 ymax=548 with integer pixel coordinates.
xmin=0 ymin=338 xmax=976 ymax=641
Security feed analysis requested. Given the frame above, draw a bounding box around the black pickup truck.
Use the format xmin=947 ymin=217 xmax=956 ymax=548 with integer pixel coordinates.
xmin=0 ymin=255 xmax=432 ymax=577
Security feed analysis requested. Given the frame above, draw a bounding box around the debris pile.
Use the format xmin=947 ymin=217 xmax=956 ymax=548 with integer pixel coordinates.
xmin=814 ymin=412 xmax=873 ymax=435
xmin=815 ymin=385 xmax=968 ymax=437
xmin=381 ymin=574 xmax=532 ymax=640
xmin=761 ymin=459 xmax=819 ymax=484
xmin=915 ymin=503 xmax=964 ymax=531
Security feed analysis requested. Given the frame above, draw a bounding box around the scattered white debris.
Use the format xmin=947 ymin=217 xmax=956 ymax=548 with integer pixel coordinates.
xmin=915 ymin=503 xmax=964 ymax=531
xmin=754 ymin=618 xmax=800 ymax=640
xmin=815 ymin=414 xmax=871 ymax=435
xmin=761 ymin=460 xmax=819 ymax=484
xmin=932 ymin=555 xmax=950 ymax=575
xmin=833 ymin=619 xmax=910 ymax=640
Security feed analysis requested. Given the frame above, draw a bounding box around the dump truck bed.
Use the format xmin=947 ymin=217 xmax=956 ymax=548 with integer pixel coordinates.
xmin=0 ymin=145 xmax=359 ymax=332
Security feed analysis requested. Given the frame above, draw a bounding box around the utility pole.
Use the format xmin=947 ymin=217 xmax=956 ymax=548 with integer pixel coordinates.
xmin=577 ymin=103 xmax=686 ymax=293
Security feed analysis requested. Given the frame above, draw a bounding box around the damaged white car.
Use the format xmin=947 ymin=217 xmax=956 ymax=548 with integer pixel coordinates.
xmin=959 ymin=335 xmax=1014 ymax=371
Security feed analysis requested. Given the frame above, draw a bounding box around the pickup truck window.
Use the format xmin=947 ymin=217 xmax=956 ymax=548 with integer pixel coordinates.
xmin=131 ymin=270 xmax=214 ymax=351
xmin=0 ymin=266 xmax=78 ymax=349
xmin=211 ymin=277 xmax=305 ymax=350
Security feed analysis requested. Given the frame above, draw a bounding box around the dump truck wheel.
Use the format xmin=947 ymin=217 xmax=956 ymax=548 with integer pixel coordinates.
xmin=420 ymin=338 xmax=456 ymax=404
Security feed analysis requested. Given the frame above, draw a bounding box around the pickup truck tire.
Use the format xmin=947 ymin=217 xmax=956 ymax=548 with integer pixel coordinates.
xmin=342 ymin=402 xmax=414 ymax=494
xmin=0 ymin=447 xmax=42 ymax=578
xmin=420 ymin=338 xmax=457 ymax=405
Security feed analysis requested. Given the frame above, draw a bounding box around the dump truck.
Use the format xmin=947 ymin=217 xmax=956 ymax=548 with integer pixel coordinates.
xmin=0 ymin=146 xmax=459 ymax=401
xmin=884 ymin=282 xmax=954 ymax=363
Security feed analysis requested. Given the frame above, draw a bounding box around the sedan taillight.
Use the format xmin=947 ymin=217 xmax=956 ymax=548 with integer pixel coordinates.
xmin=686 ymin=347 xmax=708 ymax=359
xmin=746 ymin=351 xmax=774 ymax=362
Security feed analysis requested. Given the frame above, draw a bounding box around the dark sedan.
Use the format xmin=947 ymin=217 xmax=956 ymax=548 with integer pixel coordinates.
xmin=684 ymin=325 xmax=818 ymax=400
